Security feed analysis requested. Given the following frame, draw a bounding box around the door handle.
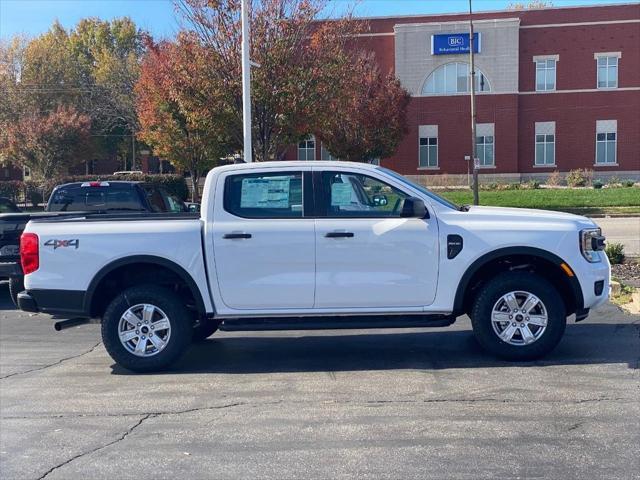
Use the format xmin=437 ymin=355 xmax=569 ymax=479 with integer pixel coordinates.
xmin=325 ymin=231 xmax=354 ymax=238
xmin=223 ymin=232 xmax=252 ymax=239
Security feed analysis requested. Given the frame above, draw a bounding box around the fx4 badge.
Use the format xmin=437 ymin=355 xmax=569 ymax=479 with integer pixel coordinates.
xmin=44 ymin=239 xmax=80 ymax=250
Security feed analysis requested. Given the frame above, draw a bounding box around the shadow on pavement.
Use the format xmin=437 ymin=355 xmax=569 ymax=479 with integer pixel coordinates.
xmin=112 ymin=320 xmax=639 ymax=375
xmin=1 ymin=282 xmax=636 ymax=375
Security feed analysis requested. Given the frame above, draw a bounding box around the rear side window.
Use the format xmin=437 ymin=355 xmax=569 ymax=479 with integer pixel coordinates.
xmin=48 ymin=187 xmax=143 ymax=212
xmin=224 ymin=172 xmax=303 ymax=218
xmin=142 ymin=186 xmax=168 ymax=213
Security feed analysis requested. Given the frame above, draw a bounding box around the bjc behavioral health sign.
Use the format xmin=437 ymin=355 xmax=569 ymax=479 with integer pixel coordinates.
xmin=431 ymin=33 xmax=481 ymax=55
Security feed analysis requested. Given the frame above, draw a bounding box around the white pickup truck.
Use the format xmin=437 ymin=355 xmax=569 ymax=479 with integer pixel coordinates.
xmin=18 ymin=162 xmax=610 ymax=372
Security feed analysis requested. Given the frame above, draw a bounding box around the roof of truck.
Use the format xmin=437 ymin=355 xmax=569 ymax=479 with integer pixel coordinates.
xmin=213 ymin=161 xmax=378 ymax=172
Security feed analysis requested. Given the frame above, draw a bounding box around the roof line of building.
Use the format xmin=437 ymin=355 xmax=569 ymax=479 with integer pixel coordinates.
xmin=345 ymin=1 xmax=639 ymax=23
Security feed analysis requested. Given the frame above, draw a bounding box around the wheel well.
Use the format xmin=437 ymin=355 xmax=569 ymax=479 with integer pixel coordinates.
xmin=457 ymin=254 xmax=580 ymax=317
xmin=88 ymin=262 xmax=203 ymax=319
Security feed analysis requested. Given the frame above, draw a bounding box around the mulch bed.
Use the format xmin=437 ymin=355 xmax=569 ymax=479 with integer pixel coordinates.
xmin=611 ymin=260 xmax=640 ymax=288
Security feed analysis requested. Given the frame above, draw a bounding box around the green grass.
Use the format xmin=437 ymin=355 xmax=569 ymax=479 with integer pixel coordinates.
xmin=439 ymin=187 xmax=640 ymax=214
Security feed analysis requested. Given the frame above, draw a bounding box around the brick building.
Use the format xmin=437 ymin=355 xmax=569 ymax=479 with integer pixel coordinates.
xmin=285 ymin=3 xmax=640 ymax=183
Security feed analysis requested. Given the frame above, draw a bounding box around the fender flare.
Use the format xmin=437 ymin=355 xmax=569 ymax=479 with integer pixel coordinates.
xmin=452 ymin=247 xmax=584 ymax=314
xmin=84 ymin=255 xmax=207 ymax=316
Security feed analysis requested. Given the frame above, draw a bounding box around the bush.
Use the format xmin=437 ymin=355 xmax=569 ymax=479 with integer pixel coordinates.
xmin=523 ymin=179 xmax=541 ymax=190
xmin=566 ymin=169 xmax=591 ymax=187
xmin=592 ymin=179 xmax=604 ymax=189
xmin=607 ymin=176 xmax=621 ymax=187
xmin=546 ymin=170 xmax=561 ymax=187
xmin=0 ymin=181 xmax=23 ymax=202
xmin=622 ymin=179 xmax=636 ymax=188
xmin=605 ymin=242 xmax=625 ymax=265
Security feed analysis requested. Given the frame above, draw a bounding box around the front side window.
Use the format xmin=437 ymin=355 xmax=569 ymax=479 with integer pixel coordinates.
xmin=419 ymin=137 xmax=438 ymax=168
xmin=224 ymin=172 xmax=303 ymax=218
xmin=535 ymin=134 xmax=555 ymax=166
xmin=476 ymin=135 xmax=495 ymax=167
xmin=318 ymin=171 xmax=409 ymax=218
xmin=596 ymin=132 xmax=617 ymax=164
xmin=535 ymin=58 xmax=556 ymax=91
xmin=597 ymin=56 xmax=618 ymax=88
xmin=422 ymin=62 xmax=491 ymax=95
xmin=298 ymin=135 xmax=315 ymax=161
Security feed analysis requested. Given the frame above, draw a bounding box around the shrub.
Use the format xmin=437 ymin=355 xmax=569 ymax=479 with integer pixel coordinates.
xmin=0 ymin=180 xmax=23 ymax=202
xmin=605 ymin=242 xmax=625 ymax=265
xmin=523 ymin=179 xmax=541 ymax=190
xmin=592 ymin=179 xmax=604 ymax=189
xmin=546 ymin=170 xmax=561 ymax=187
xmin=607 ymin=176 xmax=621 ymax=187
xmin=566 ymin=169 xmax=590 ymax=187
xmin=622 ymin=179 xmax=636 ymax=188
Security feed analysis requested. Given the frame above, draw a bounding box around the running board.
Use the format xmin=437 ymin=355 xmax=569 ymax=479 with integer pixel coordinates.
xmin=218 ymin=315 xmax=456 ymax=332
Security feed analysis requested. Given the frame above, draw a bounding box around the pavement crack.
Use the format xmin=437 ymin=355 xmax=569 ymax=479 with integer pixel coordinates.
xmin=0 ymin=342 xmax=102 ymax=380
xmin=37 ymin=413 xmax=152 ymax=480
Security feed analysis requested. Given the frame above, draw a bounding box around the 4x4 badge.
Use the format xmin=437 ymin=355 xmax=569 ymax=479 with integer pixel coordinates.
xmin=44 ymin=239 xmax=79 ymax=250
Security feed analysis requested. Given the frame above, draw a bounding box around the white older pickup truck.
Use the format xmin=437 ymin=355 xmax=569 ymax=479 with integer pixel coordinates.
xmin=18 ymin=162 xmax=610 ymax=372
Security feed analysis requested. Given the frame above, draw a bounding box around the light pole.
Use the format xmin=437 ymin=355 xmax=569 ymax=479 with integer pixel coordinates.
xmin=469 ymin=0 xmax=479 ymax=205
xmin=241 ymin=0 xmax=252 ymax=163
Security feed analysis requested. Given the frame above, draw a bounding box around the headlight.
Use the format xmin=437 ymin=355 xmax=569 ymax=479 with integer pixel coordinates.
xmin=580 ymin=228 xmax=605 ymax=263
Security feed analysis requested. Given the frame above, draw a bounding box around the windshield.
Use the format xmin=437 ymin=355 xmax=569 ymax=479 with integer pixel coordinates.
xmin=377 ymin=167 xmax=460 ymax=210
xmin=48 ymin=186 xmax=146 ymax=212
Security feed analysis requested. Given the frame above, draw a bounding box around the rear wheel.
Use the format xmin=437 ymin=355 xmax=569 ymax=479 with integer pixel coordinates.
xmin=101 ymin=285 xmax=192 ymax=372
xmin=470 ymin=272 xmax=566 ymax=361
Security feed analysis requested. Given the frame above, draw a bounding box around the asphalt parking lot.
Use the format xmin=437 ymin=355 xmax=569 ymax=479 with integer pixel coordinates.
xmin=1 ymin=285 xmax=638 ymax=480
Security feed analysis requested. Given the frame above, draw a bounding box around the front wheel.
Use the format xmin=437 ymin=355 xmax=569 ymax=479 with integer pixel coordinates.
xmin=470 ymin=272 xmax=566 ymax=361
xmin=101 ymin=285 xmax=193 ymax=372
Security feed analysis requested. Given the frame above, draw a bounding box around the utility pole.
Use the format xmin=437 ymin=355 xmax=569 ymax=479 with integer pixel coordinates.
xmin=241 ymin=0 xmax=253 ymax=163
xmin=469 ymin=0 xmax=479 ymax=205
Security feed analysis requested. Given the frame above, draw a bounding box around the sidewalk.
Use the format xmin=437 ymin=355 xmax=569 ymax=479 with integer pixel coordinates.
xmin=591 ymin=217 xmax=640 ymax=257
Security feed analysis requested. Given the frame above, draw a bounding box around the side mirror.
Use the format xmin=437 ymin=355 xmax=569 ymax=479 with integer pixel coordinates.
xmin=400 ymin=197 xmax=429 ymax=218
xmin=372 ymin=194 xmax=388 ymax=207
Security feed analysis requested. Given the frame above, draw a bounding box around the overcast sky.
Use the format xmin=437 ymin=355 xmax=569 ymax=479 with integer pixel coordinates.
xmin=1 ymin=0 xmax=635 ymax=40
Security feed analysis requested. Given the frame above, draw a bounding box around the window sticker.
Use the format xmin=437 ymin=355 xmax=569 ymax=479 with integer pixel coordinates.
xmin=331 ymin=183 xmax=353 ymax=207
xmin=241 ymin=177 xmax=291 ymax=209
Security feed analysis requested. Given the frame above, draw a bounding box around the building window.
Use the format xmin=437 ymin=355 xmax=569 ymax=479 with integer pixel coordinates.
xmin=298 ymin=135 xmax=315 ymax=161
xmin=534 ymin=56 xmax=557 ymax=91
xmin=422 ymin=62 xmax=491 ymax=95
xmin=595 ymin=120 xmax=617 ymax=165
xmin=534 ymin=122 xmax=555 ymax=166
xmin=418 ymin=125 xmax=438 ymax=168
xmin=320 ymin=143 xmax=338 ymax=161
xmin=475 ymin=123 xmax=494 ymax=167
xmin=595 ymin=54 xmax=619 ymax=89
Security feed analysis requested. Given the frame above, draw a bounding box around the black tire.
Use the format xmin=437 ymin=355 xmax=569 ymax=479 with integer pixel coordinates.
xmin=8 ymin=276 xmax=24 ymax=308
xmin=192 ymin=318 xmax=219 ymax=342
xmin=101 ymin=285 xmax=193 ymax=373
xmin=470 ymin=271 xmax=566 ymax=361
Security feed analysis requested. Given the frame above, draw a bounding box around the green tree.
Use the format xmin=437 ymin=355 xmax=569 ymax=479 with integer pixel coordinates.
xmin=136 ymin=36 xmax=225 ymax=201
xmin=176 ymin=0 xmax=362 ymax=162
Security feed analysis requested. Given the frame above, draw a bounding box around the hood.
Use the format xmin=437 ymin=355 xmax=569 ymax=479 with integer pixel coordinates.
xmin=464 ymin=205 xmax=596 ymax=227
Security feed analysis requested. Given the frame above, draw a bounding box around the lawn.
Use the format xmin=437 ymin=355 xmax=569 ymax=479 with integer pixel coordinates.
xmin=438 ymin=187 xmax=640 ymax=215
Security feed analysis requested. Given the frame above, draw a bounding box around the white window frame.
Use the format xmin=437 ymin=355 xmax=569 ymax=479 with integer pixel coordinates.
xmin=533 ymin=55 xmax=558 ymax=92
xmin=418 ymin=125 xmax=438 ymax=169
xmin=594 ymin=52 xmax=621 ymax=89
xmin=534 ymin=122 xmax=556 ymax=167
xmin=298 ymin=135 xmax=316 ymax=161
xmin=475 ymin=123 xmax=495 ymax=168
xmin=595 ymin=120 xmax=617 ymax=166
xmin=422 ymin=62 xmax=491 ymax=96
